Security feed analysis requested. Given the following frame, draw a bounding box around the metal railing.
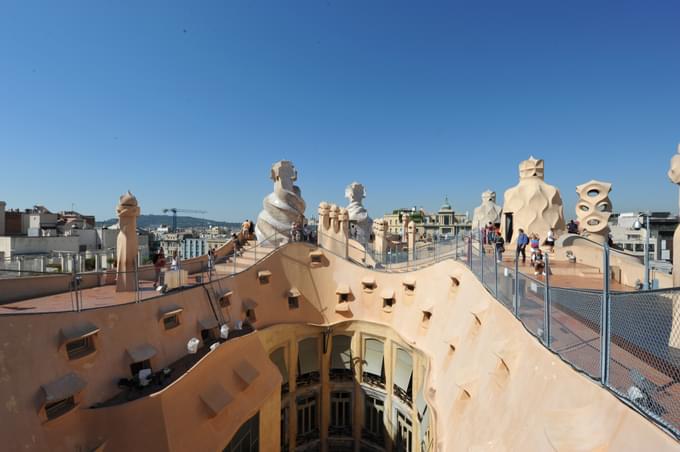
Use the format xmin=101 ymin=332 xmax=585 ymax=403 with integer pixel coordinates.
xmin=317 ymin=231 xmax=680 ymax=439
xmin=457 ymin=236 xmax=679 ymax=438
xmin=0 ymin=248 xmax=140 ymax=277
xmin=0 ymin=232 xmax=286 ymax=313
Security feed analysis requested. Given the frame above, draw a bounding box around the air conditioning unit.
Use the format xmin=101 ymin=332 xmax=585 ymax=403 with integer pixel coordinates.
xmin=187 ymin=338 xmax=200 ymax=354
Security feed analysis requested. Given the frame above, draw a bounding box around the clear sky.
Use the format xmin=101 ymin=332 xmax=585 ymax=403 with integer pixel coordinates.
xmin=1 ymin=0 xmax=679 ymax=222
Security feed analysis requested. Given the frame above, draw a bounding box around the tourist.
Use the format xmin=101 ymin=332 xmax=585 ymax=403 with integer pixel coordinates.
xmin=486 ymin=222 xmax=496 ymax=245
xmin=495 ymin=234 xmax=505 ymax=262
xmin=248 ymin=219 xmax=255 ymax=237
xmin=545 ymin=228 xmax=556 ymax=253
xmin=567 ymin=219 xmax=579 ymax=234
xmin=153 ymin=248 xmax=165 ymax=288
xmin=529 ymin=233 xmax=540 ymax=255
xmin=516 ymin=228 xmax=529 ymax=264
xmin=291 ymin=222 xmax=301 ymax=242
xmin=207 ymin=248 xmax=214 ymax=272
xmin=533 ymin=248 xmax=545 ymax=275
xmin=171 ymin=251 xmax=179 ymax=271
xmin=241 ymin=219 xmax=251 ymax=239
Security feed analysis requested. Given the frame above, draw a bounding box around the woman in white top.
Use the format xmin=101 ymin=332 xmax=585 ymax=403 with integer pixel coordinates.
xmin=545 ymin=229 xmax=555 ymax=253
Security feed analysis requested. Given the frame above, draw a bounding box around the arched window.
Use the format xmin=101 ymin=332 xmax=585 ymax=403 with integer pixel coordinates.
xmin=269 ymin=347 xmax=288 ymax=394
xmin=394 ymin=349 xmax=413 ymax=404
xmin=330 ymin=335 xmax=353 ymax=381
xmin=363 ymin=338 xmax=385 ymax=388
xmin=297 ymin=337 xmax=320 ymax=386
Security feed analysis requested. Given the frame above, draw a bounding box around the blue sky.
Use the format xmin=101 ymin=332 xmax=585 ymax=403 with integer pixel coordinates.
xmin=1 ymin=0 xmax=678 ymax=222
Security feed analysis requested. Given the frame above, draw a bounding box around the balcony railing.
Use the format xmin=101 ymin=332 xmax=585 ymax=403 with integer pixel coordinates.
xmin=362 ymin=372 xmax=385 ymax=390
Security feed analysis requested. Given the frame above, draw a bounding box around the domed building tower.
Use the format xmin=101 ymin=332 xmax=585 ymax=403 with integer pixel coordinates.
xmin=437 ymin=196 xmax=454 ymax=236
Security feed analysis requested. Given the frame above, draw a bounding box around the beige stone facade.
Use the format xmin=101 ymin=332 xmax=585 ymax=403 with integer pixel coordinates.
xmin=0 ymin=241 xmax=676 ymax=451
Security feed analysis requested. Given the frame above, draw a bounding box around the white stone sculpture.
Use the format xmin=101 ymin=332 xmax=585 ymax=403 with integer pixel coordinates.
xmin=345 ymin=182 xmax=372 ymax=243
xmin=667 ymin=144 xmax=680 ymax=351
xmin=502 ymin=156 xmax=565 ymax=244
xmin=472 ymin=190 xmax=502 ymax=229
xmin=575 ymin=180 xmax=612 ymax=244
xmin=116 ymin=191 xmax=140 ymax=292
xmin=255 ymin=161 xmax=306 ymax=243
xmin=668 ymin=144 xmax=680 ymax=287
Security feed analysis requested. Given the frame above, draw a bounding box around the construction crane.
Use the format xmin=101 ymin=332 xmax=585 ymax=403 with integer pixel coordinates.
xmin=162 ymin=208 xmax=208 ymax=232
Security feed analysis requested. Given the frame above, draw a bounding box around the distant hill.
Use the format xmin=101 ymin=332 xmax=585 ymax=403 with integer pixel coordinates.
xmin=96 ymin=214 xmax=241 ymax=230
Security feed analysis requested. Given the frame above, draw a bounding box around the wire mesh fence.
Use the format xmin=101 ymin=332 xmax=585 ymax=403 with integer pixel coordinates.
xmin=548 ymin=287 xmax=602 ymax=379
xmin=517 ymin=273 xmax=546 ymax=340
xmin=495 ymin=264 xmax=516 ymax=311
xmin=608 ymin=289 xmax=680 ymax=433
xmin=457 ymin=234 xmax=679 ymax=438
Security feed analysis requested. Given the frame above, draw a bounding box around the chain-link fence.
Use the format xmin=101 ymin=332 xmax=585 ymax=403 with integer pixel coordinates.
xmin=608 ymin=289 xmax=680 ymax=433
xmin=455 ymin=234 xmax=679 ymax=438
xmin=548 ymin=287 xmax=602 ymax=379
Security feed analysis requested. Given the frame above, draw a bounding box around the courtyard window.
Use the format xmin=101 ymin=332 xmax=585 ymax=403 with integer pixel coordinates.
xmin=330 ymin=335 xmax=353 ymax=381
xmin=297 ymin=337 xmax=320 ymax=386
xmin=363 ymin=338 xmax=385 ymax=388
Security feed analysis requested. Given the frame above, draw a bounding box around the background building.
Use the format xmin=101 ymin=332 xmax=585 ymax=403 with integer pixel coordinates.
xmin=382 ymin=198 xmax=471 ymax=241
xmin=609 ymin=212 xmax=678 ymax=262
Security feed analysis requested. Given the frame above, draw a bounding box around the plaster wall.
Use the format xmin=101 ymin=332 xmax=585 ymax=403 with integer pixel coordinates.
xmin=0 ymin=273 xmax=101 ymax=304
xmin=556 ymin=235 xmax=672 ymax=288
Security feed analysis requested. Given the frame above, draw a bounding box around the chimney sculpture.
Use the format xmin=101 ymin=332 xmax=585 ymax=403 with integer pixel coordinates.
xmin=255 ymin=161 xmax=306 ymax=244
xmin=116 ymin=191 xmax=140 ymax=292
xmin=502 ymin=157 xmax=565 ymax=244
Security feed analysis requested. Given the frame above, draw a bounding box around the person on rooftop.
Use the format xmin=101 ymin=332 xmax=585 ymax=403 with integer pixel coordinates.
xmin=545 ymin=228 xmax=556 ymax=253
xmin=529 ymin=233 xmax=540 ymax=257
xmin=533 ymin=248 xmax=546 ymax=276
xmin=495 ymin=234 xmax=505 ymax=262
xmin=516 ymin=228 xmax=529 ymax=264
xmin=486 ymin=222 xmax=496 ymax=245
xmin=152 ymin=248 xmax=165 ymax=288
xmin=567 ymin=219 xmax=579 ymax=234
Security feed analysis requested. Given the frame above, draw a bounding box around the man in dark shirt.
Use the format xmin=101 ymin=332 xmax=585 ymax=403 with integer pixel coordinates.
xmin=567 ymin=220 xmax=579 ymax=234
